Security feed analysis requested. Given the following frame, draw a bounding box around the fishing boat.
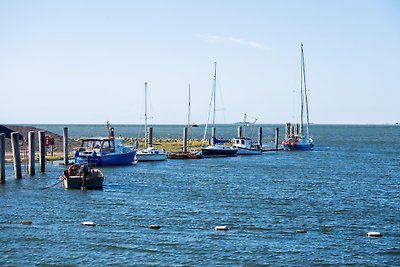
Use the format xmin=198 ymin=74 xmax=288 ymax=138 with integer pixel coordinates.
xmin=202 ymin=62 xmax=238 ymax=157
xmin=232 ymin=114 xmax=262 ymax=155
xmin=136 ymin=83 xmax=168 ymax=162
xmin=59 ymin=164 xmax=104 ymax=190
xmin=282 ymin=43 xmax=314 ymax=151
xmin=74 ymin=123 xmax=136 ymax=166
xmin=169 ymin=84 xmax=203 ymax=159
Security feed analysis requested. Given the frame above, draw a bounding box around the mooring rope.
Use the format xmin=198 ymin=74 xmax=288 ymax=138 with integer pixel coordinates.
xmin=41 ymin=179 xmax=63 ymax=190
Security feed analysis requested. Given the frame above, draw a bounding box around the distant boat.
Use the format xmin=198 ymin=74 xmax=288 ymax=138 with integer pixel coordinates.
xmin=74 ymin=122 xmax=136 ymax=166
xmin=232 ymin=114 xmax=262 ymax=155
xmin=60 ymin=164 xmax=104 ymax=190
xmin=136 ymin=83 xmax=168 ymax=162
xmin=169 ymin=84 xmax=203 ymax=159
xmin=201 ymin=62 xmax=238 ymax=157
xmin=282 ymin=43 xmax=314 ymax=151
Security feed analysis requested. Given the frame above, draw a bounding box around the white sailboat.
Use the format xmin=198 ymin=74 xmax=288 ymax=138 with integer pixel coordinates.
xmin=282 ymin=43 xmax=314 ymax=151
xmin=201 ymin=62 xmax=238 ymax=157
xmin=136 ymin=83 xmax=168 ymax=161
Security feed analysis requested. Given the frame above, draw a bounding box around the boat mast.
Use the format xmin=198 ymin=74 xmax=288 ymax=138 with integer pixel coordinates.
xmin=301 ymin=43 xmax=310 ymax=138
xmin=187 ymin=83 xmax=191 ymax=129
xmin=213 ymin=61 xmax=217 ymax=127
xmin=202 ymin=62 xmax=217 ymax=142
xmin=300 ymin=43 xmax=305 ymax=136
xmin=144 ymin=82 xmax=148 ymax=148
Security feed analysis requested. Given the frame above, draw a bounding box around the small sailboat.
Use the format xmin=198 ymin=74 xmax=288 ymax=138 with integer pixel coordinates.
xmin=169 ymin=84 xmax=203 ymax=159
xmin=136 ymin=83 xmax=168 ymax=161
xmin=201 ymin=62 xmax=238 ymax=157
xmin=282 ymin=43 xmax=314 ymax=151
xmin=232 ymin=114 xmax=262 ymax=155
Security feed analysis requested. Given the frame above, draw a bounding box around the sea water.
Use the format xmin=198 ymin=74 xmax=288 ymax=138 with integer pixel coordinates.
xmin=0 ymin=125 xmax=399 ymax=266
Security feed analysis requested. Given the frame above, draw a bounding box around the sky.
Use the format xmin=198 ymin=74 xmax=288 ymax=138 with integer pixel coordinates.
xmin=0 ymin=0 xmax=399 ymax=125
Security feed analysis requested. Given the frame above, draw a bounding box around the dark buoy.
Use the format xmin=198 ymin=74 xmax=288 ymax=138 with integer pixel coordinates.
xmin=20 ymin=221 xmax=32 ymax=225
xmin=148 ymin=225 xmax=161 ymax=229
xmin=296 ymin=229 xmax=307 ymax=233
xmin=215 ymin=225 xmax=229 ymax=231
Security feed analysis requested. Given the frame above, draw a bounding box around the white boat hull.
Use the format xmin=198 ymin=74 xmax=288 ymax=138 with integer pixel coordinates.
xmin=236 ymin=147 xmax=262 ymax=155
xmin=136 ymin=153 xmax=168 ymax=161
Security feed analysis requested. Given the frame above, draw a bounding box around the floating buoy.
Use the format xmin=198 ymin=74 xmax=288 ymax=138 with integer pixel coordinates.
xmin=148 ymin=225 xmax=161 ymax=229
xmin=81 ymin=221 xmax=96 ymax=226
xmin=20 ymin=221 xmax=32 ymax=225
xmin=367 ymin=231 xmax=382 ymax=238
xmin=215 ymin=225 xmax=229 ymax=231
xmin=296 ymin=229 xmax=307 ymax=233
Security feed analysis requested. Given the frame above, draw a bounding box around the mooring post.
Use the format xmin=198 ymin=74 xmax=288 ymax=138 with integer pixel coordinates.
xmin=258 ymin=127 xmax=263 ymax=148
xmin=0 ymin=133 xmax=5 ymax=183
xmin=38 ymin=131 xmax=45 ymax=172
xmin=28 ymin=131 xmax=35 ymax=175
xmin=211 ymin=127 xmax=216 ymax=145
xmin=275 ymin=127 xmax=279 ymax=150
xmin=183 ymin=127 xmax=188 ymax=152
xmin=237 ymin=126 xmax=242 ymax=138
xmin=285 ymin=123 xmax=290 ymax=139
xmin=148 ymin=127 xmax=153 ymax=147
xmin=11 ymin=132 xmax=22 ymax=179
xmin=63 ymin=127 xmax=69 ymax=166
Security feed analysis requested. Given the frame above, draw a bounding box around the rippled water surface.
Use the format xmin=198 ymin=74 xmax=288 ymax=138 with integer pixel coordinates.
xmin=1 ymin=125 xmax=399 ymax=266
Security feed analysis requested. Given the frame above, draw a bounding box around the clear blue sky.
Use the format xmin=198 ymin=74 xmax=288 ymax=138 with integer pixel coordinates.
xmin=1 ymin=0 xmax=399 ymax=125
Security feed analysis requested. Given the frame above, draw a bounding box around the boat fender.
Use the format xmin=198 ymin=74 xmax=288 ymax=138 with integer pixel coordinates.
xmin=68 ymin=164 xmax=81 ymax=176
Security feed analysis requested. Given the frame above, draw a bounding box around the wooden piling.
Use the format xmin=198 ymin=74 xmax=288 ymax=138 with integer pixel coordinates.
xmin=63 ymin=127 xmax=69 ymax=166
xmin=11 ymin=132 xmax=22 ymax=179
xmin=285 ymin=123 xmax=290 ymax=139
xmin=211 ymin=127 xmax=216 ymax=145
xmin=275 ymin=128 xmax=279 ymax=150
xmin=28 ymin=131 xmax=35 ymax=175
xmin=258 ymin=127 xmax=263 ymax=148
xmin=148 ymin=127 xmax=153 ymax=147
xmin=183 ymin=127 xmax=188 ymax=152
xmin=237 ymin=126 xmax=242 ymax=138
xmin=0 ymin=133 xmax=5 ymax=183
xmin=38 ymin=131 xmax=45 ymax=172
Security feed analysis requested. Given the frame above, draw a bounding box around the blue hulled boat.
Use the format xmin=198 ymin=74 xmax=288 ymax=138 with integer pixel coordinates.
xmin=282 ymin=43 xmax=314 ymax=151
xmin=74 ymin=124 xmax=136 ymax=166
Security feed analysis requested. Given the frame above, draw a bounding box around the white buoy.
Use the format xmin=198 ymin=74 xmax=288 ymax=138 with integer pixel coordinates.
xmin=148 ymin=225 xmax=161 ymax=229
xmin=215 ymin=225 xmax=229 ymax=231
xmin=82 ymin=221 xmax=96 ymax=226
xmin=367 ymin=231 xmax=382 ymax=238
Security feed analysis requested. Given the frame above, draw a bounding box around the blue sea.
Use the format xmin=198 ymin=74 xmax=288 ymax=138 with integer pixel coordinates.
xmin=1 ymin=124 xmax=399 ymax=266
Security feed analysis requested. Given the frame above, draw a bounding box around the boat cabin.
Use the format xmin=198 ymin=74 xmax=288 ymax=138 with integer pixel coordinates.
xmin=78 ymin=138 xmax=115 ymax=155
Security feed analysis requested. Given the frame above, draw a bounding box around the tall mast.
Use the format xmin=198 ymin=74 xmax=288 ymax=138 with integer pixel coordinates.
xmin=212 ymin=61 xmax=217 ymax=127
xmin=187 ymin=84 xmax=191 ymax=129
xmin=301 ymin=43 xmax=310 ymax=138
xmin=144 ymin=82 xmax=148 ymax=148
xmin=300 ymin=43 xmax=304 ymax=136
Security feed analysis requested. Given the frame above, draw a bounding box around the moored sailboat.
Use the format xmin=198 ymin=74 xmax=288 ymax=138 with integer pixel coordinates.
xmin=282 ymin=43 xmax=314 ymax=151
xmin=136 ymin=83 xmax=168 ymax=161
xmin=201 ymin=62 xmax=238 ymax=157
